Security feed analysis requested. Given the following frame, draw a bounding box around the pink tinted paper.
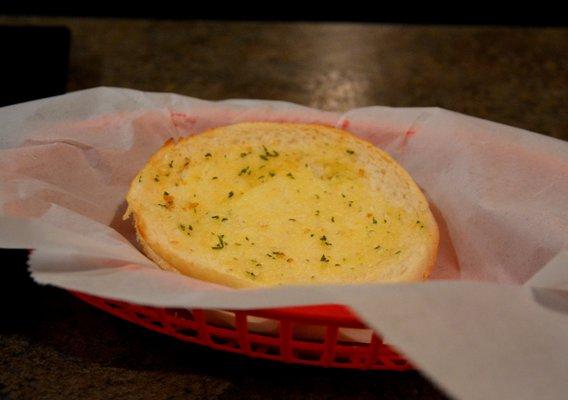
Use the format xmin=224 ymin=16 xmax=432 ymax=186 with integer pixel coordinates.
xmin=1 ymin=87 xmax=567 ymax=400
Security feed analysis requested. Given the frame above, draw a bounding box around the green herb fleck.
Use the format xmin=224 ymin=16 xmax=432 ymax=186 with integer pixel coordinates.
xmin=331 ymin=216 xmax=335 ymax=223
xmin=154 ymin=175 xmax=160 ymax=182
xmin=310 ymin=233 xmax=315 ymax=237
xmin=259 ymin=154 xmax=268 ymax=161
xmin=315 ymin=210 xmax=320 ymax=216
xmin=211 ymin=234 xmax=226 ymax=250
xmin=212 ymin=176 xmax=218 ymax=180
xmin=222 ymin=217 xmax=228 ymax=222
xmin=245 ymin=236 xmax=250 ymax=241
xmin=374 ymin=245 xmax=381 ymax=250
xmin=341 ymin=193 xmax=346 ymax=198
xmin=261 ymin=145 xmax=279 ymax=158
xmin=164 ymin=191 xmax=169 ymax=196
xmin=239 ymin=166 xmax=250 ymax=176
xmin=269 ymin=171 xmax=275 ymax=177
xmin=240 ymin=152 xmax=248 ymax=158
xmin=179 ymin=224 xmax=186 ymax=231
xmin=138 ymin=175 xmax=142 ymax=183
xmin=289 ymin=218 xmax=296 ymax=222
xmin=320 ymin=254 xmax=330 ymax=263
xmin=205 ymin=153 xmax=212 ymax=158
xmin=320 ymin=235 xmax=332 ymax=246
xmin=346 ymin=149 xmax=355 ymax=155
xmin=211 ymin=215 xmax=219 ymax=219
xmin=373 ymin=217 xmax=377 ymax=224
xmin=258 ymin=175 xmax=265 ymax=180
xmin=286 ymin=172 xmax=295 ymax=179
xmin=245 ymin=271 xmax=257 ymax=279
xmin=169 ymin=160 xmax=174 ymax=168
xmin=395 ymin=250 xmax=401 ymax=255
xmin=228 ymin=191 xmax=234 ymax=198
xmin=157 ymin=203 xmax=167 ymax=208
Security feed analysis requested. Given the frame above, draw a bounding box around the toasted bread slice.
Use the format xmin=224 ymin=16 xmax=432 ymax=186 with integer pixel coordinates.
xmin=125 ymin=122 xmax=438 ymax=287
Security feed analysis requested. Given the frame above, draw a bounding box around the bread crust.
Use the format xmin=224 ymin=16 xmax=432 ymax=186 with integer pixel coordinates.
xmin=126 ymin=122 xmax=439 ymax=287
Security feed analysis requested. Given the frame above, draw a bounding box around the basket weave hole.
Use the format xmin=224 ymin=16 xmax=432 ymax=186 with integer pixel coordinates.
xmin=166 ymin=308 xmax=195 ymax=321
xmin=103 ymin=301 xmax=122 ymax=310
xmin=171 ymin=326 xmax=199 ymax=338
xmin=292 ymin=323 xmax=327 ymax=342
xmin=149 ymin=320 xmax=165 ymax=328
xmin=134 ymin=311 xmax=150 ymax=321
xmin=390 ymin=358 xmax=410 ymax=367
xmin=250 ymin=343 xmax=281 ymax=356
xmin=246 ymin=315 xmax=280 ymax=338
xmin=337 ymin=327 xmax=373 ymax=345
xmin=333 ymin=354 xmax=353 ymax=364
xmin=210 ymin=335 xmax=239 ymax=348
xmin=203 ymin=310 xmax=237 ymax=329
xmin=292 ymin=349 xmax=322 ymax=362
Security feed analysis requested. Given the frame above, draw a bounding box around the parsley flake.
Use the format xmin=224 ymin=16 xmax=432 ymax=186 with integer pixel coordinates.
xmin=211 ymin=234 xmax=226 ymax=250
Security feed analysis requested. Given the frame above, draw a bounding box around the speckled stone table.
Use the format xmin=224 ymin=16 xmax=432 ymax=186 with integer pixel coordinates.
xmin=0 ymin=17 xmax=566 ymax=400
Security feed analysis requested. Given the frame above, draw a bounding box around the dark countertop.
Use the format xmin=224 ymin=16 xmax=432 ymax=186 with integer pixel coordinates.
xmin=1 ymin=17 xmax=566 ymax=139
xmin=0 ymin=17 xmax=566 ymax=400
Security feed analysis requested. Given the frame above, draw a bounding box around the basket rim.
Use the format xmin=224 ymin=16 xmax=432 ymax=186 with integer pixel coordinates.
xmin=245 ymin=304 xmax=362 ymax=326
xmin=70 ymin=290 xmax=361 ymax=326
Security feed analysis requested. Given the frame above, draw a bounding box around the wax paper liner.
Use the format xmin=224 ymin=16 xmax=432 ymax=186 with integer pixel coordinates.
xmin=1 ymin=87 xmax=567 ymax=400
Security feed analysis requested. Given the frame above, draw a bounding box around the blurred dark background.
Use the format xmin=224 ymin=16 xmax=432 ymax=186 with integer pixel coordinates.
xmin=1 ymin=1 xmax=566 ymax=25
xmin=0 ymin=2 xmax=566 ymax=112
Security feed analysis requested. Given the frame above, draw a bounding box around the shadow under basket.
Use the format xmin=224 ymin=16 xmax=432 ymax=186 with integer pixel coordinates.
xmin=71 ymin=291 xmax=412 ymax=371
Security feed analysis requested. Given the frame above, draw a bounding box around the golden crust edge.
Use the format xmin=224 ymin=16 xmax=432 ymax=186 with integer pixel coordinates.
xmin=131 ymin=211 xmax=260 ymax=288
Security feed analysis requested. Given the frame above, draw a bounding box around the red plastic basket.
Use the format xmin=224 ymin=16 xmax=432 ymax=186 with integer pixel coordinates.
xmin=72 ymin=291 xmax=412 ymax=371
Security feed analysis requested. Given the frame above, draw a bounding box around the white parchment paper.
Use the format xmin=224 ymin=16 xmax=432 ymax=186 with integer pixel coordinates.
xmin=1 ymin=87 xmax=567 ymax=400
